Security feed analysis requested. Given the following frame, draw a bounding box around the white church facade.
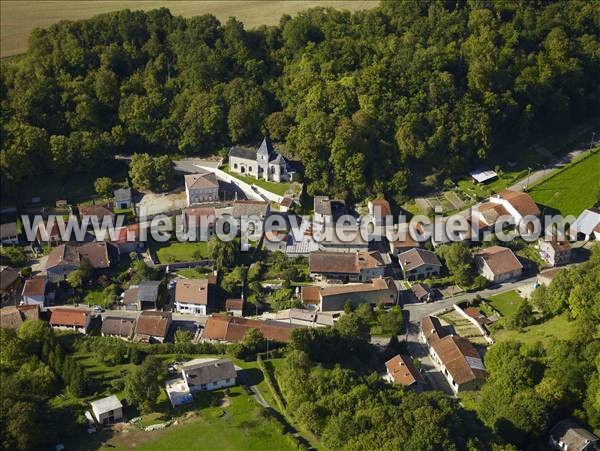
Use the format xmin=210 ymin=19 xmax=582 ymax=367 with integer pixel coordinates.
xmin=228 ymin=137 xmax=292 ymax=183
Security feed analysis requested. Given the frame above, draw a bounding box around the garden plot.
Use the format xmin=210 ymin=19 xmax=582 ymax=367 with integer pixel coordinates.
xmin=439 ymin=311 xmax=489 ymax=345
xmin=444 ymin=191 xmax=466 ymax=210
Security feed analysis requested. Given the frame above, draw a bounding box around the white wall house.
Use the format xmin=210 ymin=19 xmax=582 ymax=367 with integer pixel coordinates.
xmin=90 ymin=395 xmax=123 ymax=425
xmin=174 ymin=278 xmax=213 ymax=315
xmin=185 ymin=172 xmax=219 ymax=206
xmin=181 ymin=359 xmax=237 ymax=393
xmin=21 ymin=277 xmax=47 ymax=306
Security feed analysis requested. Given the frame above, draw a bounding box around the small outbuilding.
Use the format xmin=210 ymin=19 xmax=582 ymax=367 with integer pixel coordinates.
xmin=90 ymin=395 xmax=123 ymax=425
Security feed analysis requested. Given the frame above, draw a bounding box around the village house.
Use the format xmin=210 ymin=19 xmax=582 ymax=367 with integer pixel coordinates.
xmin=108 ymin=224 xmax=142 ymax=254
xmin=231 ymin=200 xmax=271 ymax=223
xmin=419 ymin=315 xmax=448 ymax=345
xmin=537 ymin=267 xmax=562 ymax=287
xmin=90 ymin=395 xmax=124 ymax=425
xmin=474 ymin=245 xmax=523 ymax=282
xmin=385 ymin=354 xmax=426 ymax=393
xmin=1 ymin=266 xmax=21 ymax=303
xmin=464 ymin=307 xmax=493 ymax=329
xmin=113 ymin=187 xmax=133 ymax=210
xmin=181 ymin=358 xmax=237 ymax=393
xmin=0 ymin=305 xmax=40 ymax=330
xmin=0 ymin=222 xmax=19 ymax=245
xmin=313 ymin=277 xmax=399 ymax=312
xmin=539 ymin=235 xmax=572 ymax=266
xmin=182 ymin=207 xmax=216 ymax=241
xmin=549 ymin=419 xmax=599 ymax=451
xmin=410 ymin=283 xmax=434 ymax=303
xmin=317 ymin=226 xmax=370 ymax=253
xmin=263 ymin=230 xmax=289 ymax=252
xmin=21 ymin=276 xmax=48 ymax=306
xmin=473 ymin=190 xmax=540 ymax=230
xmin=79 ymin=205 xmax=115 ymax=229
xmin=309 ymin=250 xmax=388 ymax=283
xmin=185 ymin=172 xmax=219 ymax=206
xmin=569 ymin=208 xmax=600 ymax=241
xmin=122 ymin=280 xmax=161 ymax=311
xmin=45 ymin=242 xmax=112 ymax=282
xmin=429 ymin=334 xmax=488 ymax=393
xmin=201 ymin=315 xmax=300 ymax=343
xmin=313 ymin=196 xmax=347 ymax=224
xmin=133 ymin=311 xmax=172 ymax=343
xmin=174 ymin=276 xmax=216 ymax=315
xmin=388 ymin=225 xmax=421 ymax=256
xmin=398 ymin=248 xmax=442 ymax=280
xmin=49 ymin=308 xmax=92 ymax=334
xmin=368 ymin=199 xmax=393 ymax=227
xmin=35 ymin=221 xmax=63 ymax=246
xmin=101 ymin=316 xmax=136 ymax=340
xmin=228 ymin=136 xmax=291 ymax=183
xmin=225 ymin=298 xmax=244 ymax=317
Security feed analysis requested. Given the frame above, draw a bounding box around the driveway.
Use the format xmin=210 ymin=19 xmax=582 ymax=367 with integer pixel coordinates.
xmin=174 ymin=158 xmax=221 ymax=174
xmin=136 ymin=190 xmax=187 ymax=218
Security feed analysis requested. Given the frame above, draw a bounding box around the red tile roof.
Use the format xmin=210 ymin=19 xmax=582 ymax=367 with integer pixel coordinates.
xmin=385 ymin=354 xmax=425 ymax=386
xmin=50 ymin=308 xmax=90 ymax=327
xmin=475 ymin=246 xmax=522 ymax=276
xmin=431 ymin=335 xmax=488 ymax=385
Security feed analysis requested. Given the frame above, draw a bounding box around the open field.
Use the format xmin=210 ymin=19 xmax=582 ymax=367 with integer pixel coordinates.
xmin=1 ymin=1 xmax=377 ymax=58
xmin=493 ymin=313 xmax=573 ymax=345
xmin=528 ymin=149 xmax=600 ymax=217
xmin=151 ymin=240 xmax=208 ymax=263
xmin=487 ymin=290 xmax=522 ymax=317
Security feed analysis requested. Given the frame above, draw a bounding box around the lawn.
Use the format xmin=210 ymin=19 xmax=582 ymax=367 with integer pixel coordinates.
xmin=527 ymin=149 xmax=600 ymax=217
xmin=174 ymin=267 xmax=212 ymax=279
xmin=151 ymin=241 xmax=208 ymax=263
xmin=1 ymin=1 xmax=376 ymax=57
xmin=487 ymin=290 xmax=523 ymax=317
xmin=65 ymin=349 xmax=304 ymax=451
xmin=221 ymin=164 xmax=291 ymax=196
xmin=493 ymin=313 xmax=573 ymax=346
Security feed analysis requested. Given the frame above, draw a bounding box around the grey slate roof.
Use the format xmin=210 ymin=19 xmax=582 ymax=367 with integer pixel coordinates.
xmin=138 ymin=280 xmax=161 ymax=304
xmin=229 ymin=146 xmax=257 ymax=161
xmin=0 ymin=222 xmax=18 ymax=239
xmin=114 ymin=187 xmax=132 ymax=202
xmin=182 ymin=359 xmax=236 ymax=386
xmin=90 ymin=395 xmax=122 ymax=414
xmin=398 ymin=248 xmax=442 ymax=272
xmin=258 ymin=136 xmax=274 ymax=157
xmin=101 ymin=316 xmax=136 ymax=338
xmin=550 ymin=419 xmax=599 ymax=451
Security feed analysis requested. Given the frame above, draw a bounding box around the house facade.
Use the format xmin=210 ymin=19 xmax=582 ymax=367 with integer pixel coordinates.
xmin=90 ymin=395 xmax=123 ymax=425
xmin=113 ymin=188 xmax=133 ymax=210
xmin=429 ymin=334 xmax=488 ymax=394
xmin=181 ymin=359 xmax=237 ymax=393
xmin=398 ymin=248 xmax=442 ymax=280
xmin=0 ymin=222 xmax=19 ymax=245
xmin=317 ymin=277 xmax=399 ymax=312
xmin=21 ymin=276 xmax=47 ymax=306
xmin=385 ymin=354 xmax=426 ymax=393
xmin=185 ymin=172 xmax=219 ymax=206
xmin=133 ymin=311 xmax=172 ymax=343
xmin=228 ymin=137 xmax=291 ymax=183
xmin=122 ymin=280 xmax=161 ymax=311
xmin=174 ymin=277 xmax=215 ymax=315
xmin=309 ymin=251 xmax=388 ymax=283
xmin=539 ymin=236 xmax=572 ymax=267
xmin=474 ymin=245 xmax=523 ymax=282
xmin=49 ymin=308 xmax=92 ymax=334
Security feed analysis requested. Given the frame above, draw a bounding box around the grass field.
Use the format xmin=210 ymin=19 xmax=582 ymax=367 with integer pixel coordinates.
xmin=221 ymin=164 xmax=292 ymax=196
xmin=493 ymin=313 xmax=573 ymax=345
xmin=528 ymin=149 xmax=600 ymax=217
xmin=1 ymin=1 xmax=377 ymax=58
xmin=151 ymin=241 xmax=207 ymax=263
xmin=487 ymin=290 xmax=523 ymax=317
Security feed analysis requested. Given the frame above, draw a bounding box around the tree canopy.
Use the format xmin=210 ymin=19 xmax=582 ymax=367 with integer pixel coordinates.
xmin=2 ymin=2 xmax=599 ymax=202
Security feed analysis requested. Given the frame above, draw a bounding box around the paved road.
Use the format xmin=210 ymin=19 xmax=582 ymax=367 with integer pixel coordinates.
xmin=403 ymin=275 xmax=538 ymax=324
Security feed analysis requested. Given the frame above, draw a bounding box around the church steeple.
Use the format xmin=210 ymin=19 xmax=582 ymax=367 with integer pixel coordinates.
xmin=257 ymin=136 xmax=274 ymax=161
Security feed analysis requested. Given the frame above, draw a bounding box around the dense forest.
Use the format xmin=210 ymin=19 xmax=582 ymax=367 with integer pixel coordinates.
xmin=1 ymin=1 xmax=599 ymax=203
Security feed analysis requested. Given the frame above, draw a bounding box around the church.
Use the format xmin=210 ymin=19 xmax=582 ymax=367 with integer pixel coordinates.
xmin=228 ymin=137 xmax=292 ymax=183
